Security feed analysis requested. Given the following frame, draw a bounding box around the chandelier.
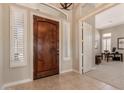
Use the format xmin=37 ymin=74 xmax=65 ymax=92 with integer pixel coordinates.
xmin=60 ymin=3 xmax=73 ymax=10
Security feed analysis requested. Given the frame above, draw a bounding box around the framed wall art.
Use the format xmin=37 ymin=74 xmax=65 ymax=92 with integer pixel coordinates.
xmin=118 ymin=37 xmax=124 ymax=50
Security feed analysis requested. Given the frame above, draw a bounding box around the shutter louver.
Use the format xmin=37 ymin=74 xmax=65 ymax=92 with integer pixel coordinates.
xmin=10 ymin=6 xmax=27 ymax=67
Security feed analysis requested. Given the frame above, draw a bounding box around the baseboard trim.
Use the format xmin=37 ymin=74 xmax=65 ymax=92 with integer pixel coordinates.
xmin=1 ymin=69 xmax=79 ymax=89
xmin=60 ymin=69 xmax=73 ymax=74
xmin=2 ymin=79 xmax=32 ymax=89
xmin=60 ymin=69 xmax=80 ymax=74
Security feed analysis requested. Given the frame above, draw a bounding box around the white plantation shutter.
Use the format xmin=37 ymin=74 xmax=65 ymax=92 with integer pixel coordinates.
xmin=10 ymin=6 xmax=27 ymax=67
xmin=63 ymin=21 xmax=70 ymax=60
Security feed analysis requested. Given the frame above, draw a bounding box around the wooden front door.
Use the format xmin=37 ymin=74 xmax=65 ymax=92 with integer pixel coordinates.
xmin=33 ymin=15 xmax=59 ymax=79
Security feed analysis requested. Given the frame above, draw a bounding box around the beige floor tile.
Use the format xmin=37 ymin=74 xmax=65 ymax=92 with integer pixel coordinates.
xmin=7 ymin=72 xmax=117 ymax=90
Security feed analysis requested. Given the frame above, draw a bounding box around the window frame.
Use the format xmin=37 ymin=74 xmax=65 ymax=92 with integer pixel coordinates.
xmin=10 ymin=6 xmax=28 ymax=68
xmin=102 ymin=33 xmax=111 ymax=52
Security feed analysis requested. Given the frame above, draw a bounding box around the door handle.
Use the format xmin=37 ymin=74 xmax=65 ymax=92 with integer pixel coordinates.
xmin=57 ymin=49 xmax=59 ymax=55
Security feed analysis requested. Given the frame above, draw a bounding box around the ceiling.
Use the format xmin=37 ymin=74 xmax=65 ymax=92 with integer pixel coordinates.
xmin=95 ymin=4 xmax=124 ymax=30
xmin=50 ymin=3 xmax=80 ymax=10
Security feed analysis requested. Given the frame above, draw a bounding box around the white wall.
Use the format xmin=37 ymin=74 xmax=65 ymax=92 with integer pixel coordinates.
xmin=72 ymin=5 xmax=82 ymax=72
xmin=0 ymin=4 xmax=3 ymax=88
xmin=1 ymin=4 xmax=73 ymax=86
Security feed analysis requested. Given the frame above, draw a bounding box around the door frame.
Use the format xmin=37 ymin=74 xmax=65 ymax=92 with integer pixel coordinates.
xmin=78 ymin=4 xmax=117 ymax=74
xmin=30 ymin=12 xmax=62 ymax=80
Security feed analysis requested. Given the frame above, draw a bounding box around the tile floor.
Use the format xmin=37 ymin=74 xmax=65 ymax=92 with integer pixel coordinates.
xmin=7 ymin=72 xmax=117 ymax=90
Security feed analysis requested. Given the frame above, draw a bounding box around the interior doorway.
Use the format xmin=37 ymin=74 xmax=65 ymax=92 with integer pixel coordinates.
xmin=83 ymin=4 xmax=124 ymax=89
xmin=79 ymin=4 xmax=117 ymax=74
xmin=33 ymin=15 xmax=59 ymax=79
